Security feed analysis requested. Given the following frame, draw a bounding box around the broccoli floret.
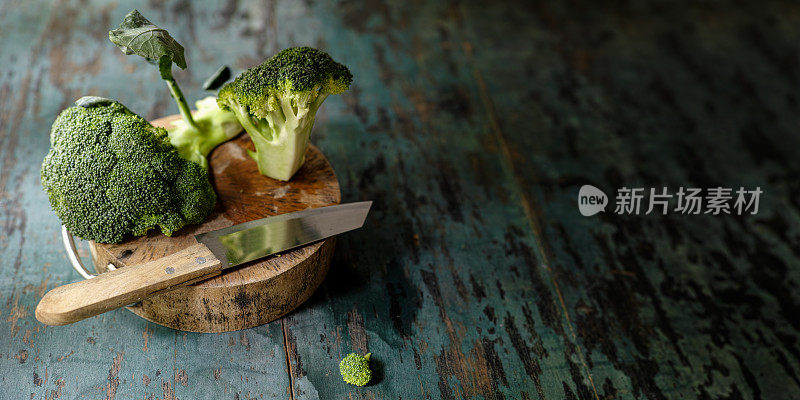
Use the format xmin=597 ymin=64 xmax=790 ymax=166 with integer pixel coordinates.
xmin=339 ymin=353 xmax=372 ymax=386
xmin=109 ymin=10 xmax=241 ymax=169
xmin=41 ymin=98 xmax=216 ymax=244
xmin=217 ymin=47 xmax=352 ymax=181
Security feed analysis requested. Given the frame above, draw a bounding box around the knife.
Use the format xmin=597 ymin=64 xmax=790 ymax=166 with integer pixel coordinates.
xmin=35 ymin=201 xmax=372 ymax=326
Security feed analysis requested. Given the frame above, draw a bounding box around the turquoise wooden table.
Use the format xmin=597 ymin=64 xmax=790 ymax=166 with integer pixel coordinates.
xmin=1 ymin=0 xmax=799 ymax=398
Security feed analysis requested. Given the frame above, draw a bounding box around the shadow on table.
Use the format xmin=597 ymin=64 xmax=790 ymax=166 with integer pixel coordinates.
xmin=294 ymin=206 xmax=423 ymax=340
xmin=366 ymin=355 xmax=384 ymax=386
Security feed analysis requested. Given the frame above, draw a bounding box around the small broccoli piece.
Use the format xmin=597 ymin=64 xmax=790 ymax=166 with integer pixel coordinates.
xmin=41 ymin=98 xmax=216 ymax=243
xmin=217 ymin=46 xmax=352 ymax=181
xmin=339 ymin=353 xmax=372 ymax=386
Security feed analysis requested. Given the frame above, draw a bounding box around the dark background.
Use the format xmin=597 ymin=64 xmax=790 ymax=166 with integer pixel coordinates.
xmin=0 ymin=0 xmax=798 ymax=398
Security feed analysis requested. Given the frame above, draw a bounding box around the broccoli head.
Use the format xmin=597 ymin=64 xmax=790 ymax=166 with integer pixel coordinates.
xmin=41 ymin=97 xmax=216 ymax=243
xmin=217 ymin=46 xmax=352 ymax=181
xmin=339 ymin=352 xmax=372 ymax=386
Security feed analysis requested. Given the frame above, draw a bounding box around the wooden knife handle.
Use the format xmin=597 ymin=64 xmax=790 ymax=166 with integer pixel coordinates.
xmin=36 ymin=243 xmax=223 ymax=326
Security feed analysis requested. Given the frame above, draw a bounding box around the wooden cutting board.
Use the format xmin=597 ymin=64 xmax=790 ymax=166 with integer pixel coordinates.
xmin=87 ymin=115 xmax=340 ymax=332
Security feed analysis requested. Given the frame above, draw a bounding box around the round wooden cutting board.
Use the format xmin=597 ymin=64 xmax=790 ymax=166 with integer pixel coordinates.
xmin=88 ymin=115 xmax=340 ymax=332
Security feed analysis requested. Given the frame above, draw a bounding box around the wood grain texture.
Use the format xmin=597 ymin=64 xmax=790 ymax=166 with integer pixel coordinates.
xmin=89 ymin=114 xmax=341 ymax=332
xmin=459 ymin=2 xmax=800 ymax=398
xmin=37 ymin=243 xmax=223 ymax=326
xmin=1 ymin=0 xmax=799 ymax=399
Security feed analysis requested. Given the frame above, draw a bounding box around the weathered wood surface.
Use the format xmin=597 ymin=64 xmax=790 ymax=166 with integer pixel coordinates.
xmin=1 ymin=0 xmax=799 ymax=399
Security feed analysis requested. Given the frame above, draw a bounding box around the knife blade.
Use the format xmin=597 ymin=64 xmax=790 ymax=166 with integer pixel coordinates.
xmin=35 ymin=201 xmax=372 ymax=326
xmin=197 ymin=201 xmax=372 ymax=267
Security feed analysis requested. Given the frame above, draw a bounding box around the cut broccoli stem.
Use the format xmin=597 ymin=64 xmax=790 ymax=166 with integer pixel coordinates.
xmin=230 ymin=104 xmax=263 ymax=140
xmin=248 ymin=121 xmax=312 ymax=180
xmin=311 ymin=92 xmax=329 ymax=112
xmin=227 ymin=96 xmax=316 ymax=181
xmin=159 ymin=56 xmax=200 ymax=131
xmin=166 ymin=97 xmax=242 ymax=170
xmin=166 ymin=78 xmax=199 ymax=130
xmin=155 ymin=58 xmax=241 ymax=169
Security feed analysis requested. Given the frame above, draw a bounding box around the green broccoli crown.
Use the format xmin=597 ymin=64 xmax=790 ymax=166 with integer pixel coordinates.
xmin=41 ymin=97 xmax=216 ymax=243
xmin=216 ymin=47 xmax=352 ymax=181
xmin=339 ymin=353 xmax=371 ymax=386
xmin=217 ymin=46 xmax=352 ymax=116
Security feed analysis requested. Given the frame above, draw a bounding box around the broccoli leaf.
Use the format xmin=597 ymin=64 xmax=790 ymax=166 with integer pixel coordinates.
xmin=106 ymin=10 xmax=240 ymax=171
xmin=109 ymin=9 xmax=186 ymax=70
